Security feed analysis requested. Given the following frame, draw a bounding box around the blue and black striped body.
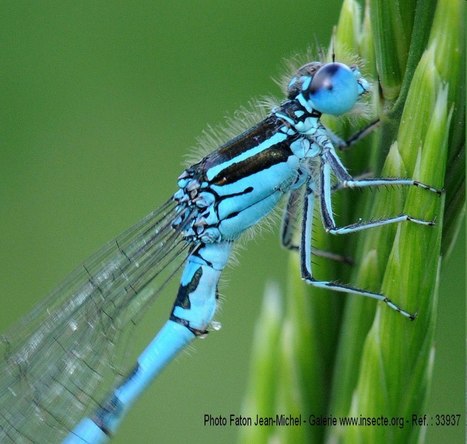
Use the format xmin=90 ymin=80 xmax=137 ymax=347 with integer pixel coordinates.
xmin=62 ymin=59 xmax=441 ymax=442
xmin=66 ymin=65 xmax=337 ymax=442
xmin=175 ymin=102 xmax=320 ymax=244
xmin=168 ymin=105 xmax=319 ymax=333
xmin=64 ymin=61 xmax=376 ymax=443
xmin=0 ymin=53 xmax=441 ymax=443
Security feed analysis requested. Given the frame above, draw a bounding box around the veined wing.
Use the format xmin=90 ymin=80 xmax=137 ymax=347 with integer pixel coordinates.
xmin=0 ymin=197 xmax=195 ymax=443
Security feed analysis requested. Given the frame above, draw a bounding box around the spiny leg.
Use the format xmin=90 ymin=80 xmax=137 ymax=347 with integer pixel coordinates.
xmin=319 ymin=150 xmax=440 ymax=235
xmin=331 ymin=174 xmax=444 ymax=195
xmin=323 ymin=147 xmax=443 ymax=194
xmin=281 ymin=188 xmax=301 ymax=250
xmin=337 ymin=177 xmax=442 ymax=194
xmin=325 ymin=118 xmax=380 ymax=151
xmin=325 ymin=214 xmax=435 ymax=236
xmin=299 ymin=179 xmax=416 ymax=320
xmin=281 ymin=188 xmax=352 ymax=264
xmin=331 ymin=172 xmax=373 ymax=192
xmin=307 ymin=280 xmax=417 ymax=320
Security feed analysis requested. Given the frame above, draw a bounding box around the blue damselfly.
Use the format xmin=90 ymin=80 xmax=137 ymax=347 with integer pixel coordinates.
xmin=0 ymin=5 xmax=446 ymax=443
xmin=0 ymin=54 xmax=442 ymax=442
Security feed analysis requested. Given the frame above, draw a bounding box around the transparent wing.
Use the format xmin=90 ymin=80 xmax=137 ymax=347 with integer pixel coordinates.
xmin=0 ymin=197 xmax=195 ymax=443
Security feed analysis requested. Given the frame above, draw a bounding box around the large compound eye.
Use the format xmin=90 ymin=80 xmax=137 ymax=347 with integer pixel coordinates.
xmin=309 ymin=62 xmax=359 ymax=115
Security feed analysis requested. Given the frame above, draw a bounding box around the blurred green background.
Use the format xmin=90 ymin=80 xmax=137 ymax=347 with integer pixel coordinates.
xmin=0 ymin=1 xmax=463 ymax=443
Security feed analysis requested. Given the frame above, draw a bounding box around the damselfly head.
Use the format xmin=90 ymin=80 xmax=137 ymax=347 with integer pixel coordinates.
xmin=288 ymin=61 xmax=370 ymax=116
xmin=286 ymin=61 xmax=323 ymax=99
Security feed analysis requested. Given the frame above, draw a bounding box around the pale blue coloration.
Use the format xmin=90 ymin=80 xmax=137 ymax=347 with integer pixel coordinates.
xmin=63 ymin=419 xmax=107 ymax=444
xmin=65 ymin=321 xmax=195 ymax=443
xmin=0 ymin=60 xmax=441 ymax=443
xmin=310 ymin=63 xmax=360 ymax=115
